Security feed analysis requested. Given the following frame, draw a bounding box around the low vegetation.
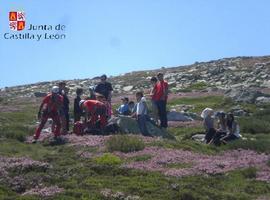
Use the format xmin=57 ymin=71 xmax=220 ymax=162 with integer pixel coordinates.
xmin=0 ymin=95 xmax=270 ymax=199
xmin=106 ymin=135 xmax=145 ymax=153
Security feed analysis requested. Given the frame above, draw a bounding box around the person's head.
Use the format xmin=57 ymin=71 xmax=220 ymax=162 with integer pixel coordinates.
xmin=135 ymin=91 xmax=144 ymax=102
xmin=121 ymin=97 xmax=129 ymax=104
xmin=51 ymin=86 xmax=59 ymax=96
xmin=58 ymin=81 xmax=66 ymax=90
xmin=150 ymin=76 xmax=158 ymax=86
xmin=76 ymin=88 xmax=83 ymax=96
xmin=63 ymin=87 xmax=69 ymax=95
xmin=128 ymin=101 xmax=135 ymax=111
xmin=157 ymin=73 xmax=164 ymax=81
xmin=227 ymin=113 xmax=234 ymax=122
xmin=79 ymin=100 xmax=86 ymax=110
xmin=100 ymin=74 xmax=107 ymax=83
xmin=96 ymin=93 xmax=106 ymax=102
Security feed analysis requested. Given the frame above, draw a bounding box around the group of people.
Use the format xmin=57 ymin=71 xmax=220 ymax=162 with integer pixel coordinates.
xmin=201 ymin=108 xmax=242 ymax=145
xmin=33 ymin=73 xmax=169 ymax=140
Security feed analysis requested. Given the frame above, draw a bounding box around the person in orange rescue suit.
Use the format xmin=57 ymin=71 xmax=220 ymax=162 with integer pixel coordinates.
xmin=33 ymin=86 xmax=63 ymax=140
xmin=79 ymin=98 xmax=108 ymax=130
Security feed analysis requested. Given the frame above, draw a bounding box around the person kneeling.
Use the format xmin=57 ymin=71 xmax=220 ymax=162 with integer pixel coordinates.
xmin=79 ymin=99 xmax=108 ymax=134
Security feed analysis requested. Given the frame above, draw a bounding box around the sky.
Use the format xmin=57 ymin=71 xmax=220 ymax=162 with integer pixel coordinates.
xmin=0 ymin=0 xmax=270 ymax=88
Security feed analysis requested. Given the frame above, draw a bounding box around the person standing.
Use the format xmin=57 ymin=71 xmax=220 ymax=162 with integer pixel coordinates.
xmin=33 ymin=86 xmax=63 ymax=141
xmin=74 ymin=88 xmax=83 ymax=122
xmin=153 ymin=73 xmax=168 ymax=128
xmin=149 ymin=76 xmax=159 ymax=124
xmin=94 ymin=74 xmax=113 ymax=118
xmin=131 ymin=91 xmax=151 ymax=136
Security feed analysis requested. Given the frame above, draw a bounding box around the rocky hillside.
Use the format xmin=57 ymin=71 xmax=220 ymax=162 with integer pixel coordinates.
xmin=1 ymin=55 xmax=270 ymax=101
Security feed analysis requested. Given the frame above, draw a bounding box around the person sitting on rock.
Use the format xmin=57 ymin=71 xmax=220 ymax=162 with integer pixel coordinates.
xmin=209 ymin=111 xmax=227 ymax=145
xmin=220 ymin=113 xmax=241 ymax=144
xmin=201 ymin=108 xmax=216 ymax=144
xmin=33 ymin=86 xmax=63 ymax=141
xmin=79 ymin=99 xmax=108 ymax=132
xmin=131 ymin=91 xmax=151 ymax=137
xmin=116 ymin=97 xmax=130 ymax=115
xmin=128 ymin=101 xmax=136 ymax=114
xmin=74 ymin=88 xmax=83 ymax=122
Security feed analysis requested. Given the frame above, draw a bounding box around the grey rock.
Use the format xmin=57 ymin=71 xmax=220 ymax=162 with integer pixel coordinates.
xmin=255 ymin=96 xmax=270 ymax=105
xmin=167 ymin=111 xmax=193 ymax=121
xmin=225 ymin=89 xmax=265 ymax=103
xmin=34 ymin=92 xmax=47 ymax=98
xmin=123 ymin=86 xmax=133 ymax=92
xmin=109 ymin=116 xmax=174 ymax=139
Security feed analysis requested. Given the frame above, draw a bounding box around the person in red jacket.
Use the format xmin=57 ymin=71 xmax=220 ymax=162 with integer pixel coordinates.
xmin=79 ymin=99 xmax=108 ymax=130
xmin=152 ymin=73 xmax=169 ymax=128
xmin=33 ymin=86 xmax=63 ymax=140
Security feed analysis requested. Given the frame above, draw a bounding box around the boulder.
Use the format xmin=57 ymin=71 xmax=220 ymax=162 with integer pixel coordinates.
xmin=255 ymin=96 xmax=270 ymax=105
xmin=225 ymin=89 xmax=265 ymax=103
xmin=123 ymin=86 xmax=133 ymax=92
xmin=34 ymin=92 xmax=47 ymax=98
xmin=108 ymin=116 xmax=174 ymax=139
xmin=167 ymin=111 xmax=193 ymax=121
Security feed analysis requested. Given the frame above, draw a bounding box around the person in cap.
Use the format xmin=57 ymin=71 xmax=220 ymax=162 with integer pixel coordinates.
xmin=79 ymin=98 xmax=108 ymax=130
xmin=152 ymin=73 xmax=169 ymax=128
xmin=116 ymin=97 xmax=130 ymax=115
xmin=201 ymin=108 xmax=216 ymax=144
xmin=33 ymin=86 xmax=63 ymax=140
xmin=74 ymin=88 xmax=83 ymax=122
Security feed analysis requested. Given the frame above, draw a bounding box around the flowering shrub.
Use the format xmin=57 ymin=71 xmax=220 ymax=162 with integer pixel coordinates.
xmin=117 ymin=147 xmax=270 ymax=182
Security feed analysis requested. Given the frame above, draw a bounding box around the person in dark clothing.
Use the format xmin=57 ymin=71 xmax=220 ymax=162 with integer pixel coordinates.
xmin=94 ymin=74 xmax=113 ymax=102
xmin=74 ymin=88 xmax=83 ymax=122
xmin=62 ymin=87 xmax=70 ymax=132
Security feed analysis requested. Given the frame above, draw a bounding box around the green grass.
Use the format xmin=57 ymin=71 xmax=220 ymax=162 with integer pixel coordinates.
xmin=168 ymin=95 xmax=225 ymax=113
xmin=0 ymin=102 xmax=37 ymax=141
xmin=94 ymin=153 xmax=122 ymax=166
xmin=126 ymin=154 xmax=152 ymax=162
xmin=1 ymin=97 xmax=270 ymax=199
xmin=164 ymin=162 xmax=193 ymax=169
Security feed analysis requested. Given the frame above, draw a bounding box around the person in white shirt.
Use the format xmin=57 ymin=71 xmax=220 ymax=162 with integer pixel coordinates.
xmin=131 ymin=91 xmax=151 ymax=136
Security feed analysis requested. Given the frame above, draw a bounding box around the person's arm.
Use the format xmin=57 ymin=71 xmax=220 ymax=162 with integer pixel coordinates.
xmin=37 ymin=102 xmax=44 ymax=119
xmin=161 ymin=82 xmax=169 ymax=100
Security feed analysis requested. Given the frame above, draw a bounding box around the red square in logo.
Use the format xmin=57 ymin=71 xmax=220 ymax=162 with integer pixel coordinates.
xmin=9 ymin=12 xmax=17 ymax=21
xmin=17 ymin=21 xmax=25 ymax=30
